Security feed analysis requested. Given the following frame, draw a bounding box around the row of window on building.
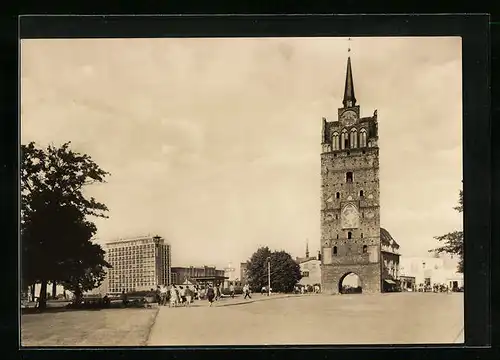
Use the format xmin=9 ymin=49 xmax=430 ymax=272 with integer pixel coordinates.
xmin=331 ymin=128 xmax=368 ymax=150
xmin=330 ymin=245 xmax=369 ymax=255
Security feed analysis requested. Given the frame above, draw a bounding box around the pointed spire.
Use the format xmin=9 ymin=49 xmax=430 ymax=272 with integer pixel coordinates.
xmin=305 ymin=239 xmax=309 ymax=258
xmin=343 ymin=56 xmax=356 ymax=108
xmin=342 ymin=39 xmax=356 ymax=108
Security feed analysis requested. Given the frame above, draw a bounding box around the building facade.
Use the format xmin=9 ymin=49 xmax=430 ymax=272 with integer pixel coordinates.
xmin=320 ymin=55 xmax=383 ymax=294
xmin=298 ymin=259 xmax=322 ymax=287
xmin=380 ymin=228 xmax=401 ymax=290
xmin=104 ymin=235 xmax=171 ymax=294
xmin=171 ymin=266 xmax=225 ymax=285
xmin=399 ymin=256 xmax=463 ymax=290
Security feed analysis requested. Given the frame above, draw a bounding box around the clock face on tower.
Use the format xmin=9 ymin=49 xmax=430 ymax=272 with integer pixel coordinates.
xmin=341 ymin=110 xmax=357 ymax=126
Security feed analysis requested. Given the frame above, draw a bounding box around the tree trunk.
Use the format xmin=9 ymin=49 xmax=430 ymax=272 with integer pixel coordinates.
xmin=73 ymin=287 xmax=83 ymax=305
xmin=52 ymin=281 xmax=57 ymax=298
xmin=38 ymin=280 xmax=48 ymax=310
xmin=30 ymin=282 xmax=36 ymax=302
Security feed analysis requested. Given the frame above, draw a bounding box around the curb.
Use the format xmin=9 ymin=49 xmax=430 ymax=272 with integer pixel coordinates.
xmin=217 ymin=294 xmax=302 ymax=307
xmin=143 ymin=307 xmax=160 ymax=346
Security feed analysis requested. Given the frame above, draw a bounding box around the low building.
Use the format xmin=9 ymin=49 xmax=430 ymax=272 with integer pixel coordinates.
xmin=298 ymin=258 xmax=322 ymax=287
xmin=399 ymin=275 xmax=416 ymax=291
xmin=380 ymin=228 xmax=401 ymax=291
xmin=399 ymin=255 xmax=463 ymax=290
xmin=171 ymin=265 xmax=225 ymax=285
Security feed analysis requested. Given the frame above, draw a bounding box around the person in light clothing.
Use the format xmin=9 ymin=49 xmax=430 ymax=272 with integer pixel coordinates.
xmin=185 ymin=286 xmax=193 ymax=307
xmin=169 ymin=285 xmax=179 ymax=307
xmin=160 ymin=285 xmax=168 ymax=306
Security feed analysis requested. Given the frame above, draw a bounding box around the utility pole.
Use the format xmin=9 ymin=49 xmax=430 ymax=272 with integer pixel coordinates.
xmin=267 ymin=257 xmax=271 ymax=296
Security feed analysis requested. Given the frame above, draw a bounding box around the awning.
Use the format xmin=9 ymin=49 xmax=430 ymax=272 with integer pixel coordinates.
xmin=384 ymin=279 xmax=396 ymax=284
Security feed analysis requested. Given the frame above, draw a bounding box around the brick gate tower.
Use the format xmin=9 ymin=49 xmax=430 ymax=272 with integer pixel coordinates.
xmin=319 ymin=55 xmax=382 ymax=294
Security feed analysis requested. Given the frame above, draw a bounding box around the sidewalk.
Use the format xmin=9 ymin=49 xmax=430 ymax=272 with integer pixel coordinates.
xmin=215 ymin=293 xmax=302 ymax=307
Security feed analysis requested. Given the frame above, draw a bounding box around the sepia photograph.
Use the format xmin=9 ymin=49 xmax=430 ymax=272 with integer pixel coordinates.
xmin=20 ymin=36 xmax=464 ymax=346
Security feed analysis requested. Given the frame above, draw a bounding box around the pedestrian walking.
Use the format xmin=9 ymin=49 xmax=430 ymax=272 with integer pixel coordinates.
xmin=121 ymin=289 xmax=129 ymax=307
xmin=170 ymin=285 xmax=179 ymax=307
xmin=230 ymin=283 xmax=235 ymax=298
xmin=243 ymin=284 xmax=252 ymax=299
xmin=179 ymin=286 xmax=187 ymax=305
xmin=155 ymin=286 xmax=162 ymax=304
xmin=185 ymin=286 xmax=193 ymax=307
xmin=160 ymin=285 xmax=168 ymax=305
xmin=206 ymin=285 xmax=215 ymax=306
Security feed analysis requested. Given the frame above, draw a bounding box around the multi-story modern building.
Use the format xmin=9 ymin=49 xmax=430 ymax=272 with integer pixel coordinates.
xmin=104 ymin=235 xmax=171 ymax=294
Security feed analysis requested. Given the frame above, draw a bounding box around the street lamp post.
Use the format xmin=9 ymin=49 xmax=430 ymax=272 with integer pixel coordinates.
xmin=267 ymin=257 xmax=271 ymax=297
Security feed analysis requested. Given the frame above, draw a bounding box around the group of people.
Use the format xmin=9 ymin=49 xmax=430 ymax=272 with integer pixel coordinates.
xmin=416 ymin=283 xmax=453 ymax=293
xmin=120 ymin=282 xmax=256 ymax=308
xmin=293 ymin=284 xmax=321 ymax=294
xmin=155 ymin=284 xmax=225 ymax=307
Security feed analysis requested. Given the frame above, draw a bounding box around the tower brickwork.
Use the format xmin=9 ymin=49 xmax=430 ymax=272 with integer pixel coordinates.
xmin=320 ymin=56 xmax=382 ymax=294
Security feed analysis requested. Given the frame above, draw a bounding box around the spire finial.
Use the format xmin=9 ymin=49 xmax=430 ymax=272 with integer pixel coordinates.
xmin=305 ymin=239 xmax=309 ymax=258
xmin=342 ymin=46 xmax=357 ymax=108
xmin=348 ymin=37 xmax=351 ymax=53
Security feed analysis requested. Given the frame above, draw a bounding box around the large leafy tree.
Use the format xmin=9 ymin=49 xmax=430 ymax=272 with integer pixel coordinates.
xmin=21 ymin=141 xmax=111 ymax=309
xmin=246 ymin=247 xmax=302 ymax=293
xmin=246 ymin=247 xmax=272 ymax=291
xmin=268 ymin=250 xmax=302 ymax=293
xmin=430 ymin=190 xmax=464 ymax=273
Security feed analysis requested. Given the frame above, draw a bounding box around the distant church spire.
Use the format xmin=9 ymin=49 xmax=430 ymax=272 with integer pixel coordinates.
xmin=305 ymin=239 xmax=309 ymax=258
xmin=342 ymin=38 xmax=357 ymax=108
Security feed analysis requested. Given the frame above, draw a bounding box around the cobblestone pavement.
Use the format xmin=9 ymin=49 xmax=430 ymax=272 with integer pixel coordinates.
xmin=147 ymin=292 xmax=464 ymax=346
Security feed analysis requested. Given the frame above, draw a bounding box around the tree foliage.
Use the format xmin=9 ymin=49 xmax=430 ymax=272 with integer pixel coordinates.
xmin=21 ymin=142 xmax=111 ymax=309
xmin=430 ymin=189 xmax=463 ymax=273
xmin=61 ymin=241 xmax=109 ymax=303
xmin=246 ymin=247 xmax=302 ymax=293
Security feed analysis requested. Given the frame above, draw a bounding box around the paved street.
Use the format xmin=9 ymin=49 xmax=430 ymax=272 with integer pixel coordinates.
xmin=147 ymin=292 xmax=464 ymax=346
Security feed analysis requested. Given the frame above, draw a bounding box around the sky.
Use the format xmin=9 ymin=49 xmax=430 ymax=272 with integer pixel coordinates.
xmin=21 ymin=37 xmax=462 ymax=274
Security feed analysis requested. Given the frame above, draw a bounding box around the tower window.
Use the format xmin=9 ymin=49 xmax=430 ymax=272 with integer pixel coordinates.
xmin=336 ymin=192 xmax=340 ymax=199
xmin=360 ymin=129 xmax=367 ymax=147
xmin=335 ymin=214 xmax=338 ymax=220
xmin=363 ymin=245 xmax=368 ymax=253
xmin=348 ymin=232 xmax=352 ymax=239
xmin=332 ymin=132 xmax=340 ymax=151
xmin=336 ymin=234 xmax=339 ymax=239
xmin=350 ymin=129 xmax=358 ymax=148
xmin=333 ymin=246 xmax=338 ymax=255
xmin=361 ymin=233 xmax=364 ymax=238
xmin=341 ymin=130 xmax=348 ymax=150
xmin=360 ymin=190 xmax=364 ymax=197
xmin=346 ymin=172 xmax=353 ymax=183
